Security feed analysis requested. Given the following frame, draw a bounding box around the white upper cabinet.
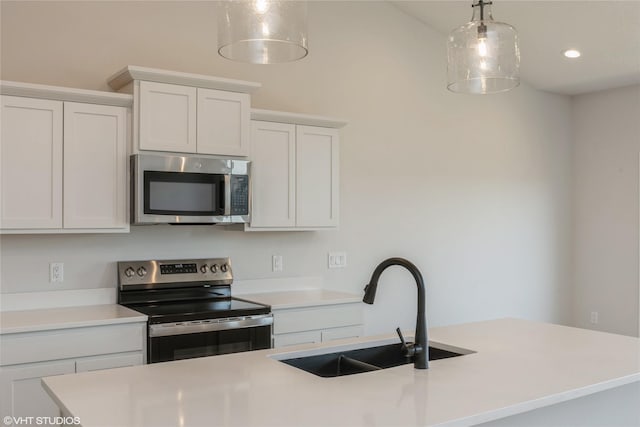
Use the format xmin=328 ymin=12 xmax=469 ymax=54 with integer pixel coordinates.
xmin=250 ymin=121 xmax=296 ymax=228
xmin=108 ymin=66 xmax=259 ymax=157
xmin=247 ymin=110 xmax=346 ymax=231
xmin=197 ymin=88 xmax=250 ymax=156
xmin=1 ymin=96 xmax=63 ymax=229
xmin=0 ymin=81 xmax=131 ymax=234
xmin=296 ymin=125 xmax=340 ymax=228
xmin=63 ymin=102 xmax=128 ymax=229
xmin=139 ymin=81 xmax=197 ymax=152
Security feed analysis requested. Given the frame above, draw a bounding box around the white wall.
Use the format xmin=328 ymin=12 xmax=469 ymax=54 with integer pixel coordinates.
xmin=0 ymin=1 xmax=573 ymax=335
xmin=572 ymin=84 xmax=640 ymax=337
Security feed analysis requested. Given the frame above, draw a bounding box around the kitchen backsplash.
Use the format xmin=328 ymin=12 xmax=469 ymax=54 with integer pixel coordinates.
xmin=0 ymin=225 xmax=333 ymax=294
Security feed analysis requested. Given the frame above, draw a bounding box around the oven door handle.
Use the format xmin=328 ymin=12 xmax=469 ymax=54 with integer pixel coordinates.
xmin=149 ymin=314 xmax=273 ymax=338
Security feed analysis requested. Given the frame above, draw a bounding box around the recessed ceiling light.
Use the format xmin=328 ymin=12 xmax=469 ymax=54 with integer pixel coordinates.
xmin=563 ymin=49 xmax=581 ymax=59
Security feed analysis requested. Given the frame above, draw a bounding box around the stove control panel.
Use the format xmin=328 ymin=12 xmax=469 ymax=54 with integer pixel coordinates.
xmin=161 ymin=263 xmax=197 ymax=275
xmin=118 ymin=257 xmax=233 ymax=289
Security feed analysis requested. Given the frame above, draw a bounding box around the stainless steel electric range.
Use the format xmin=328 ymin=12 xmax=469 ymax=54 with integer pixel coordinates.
xmin=117 ymin=257 xmax=272 ymax=364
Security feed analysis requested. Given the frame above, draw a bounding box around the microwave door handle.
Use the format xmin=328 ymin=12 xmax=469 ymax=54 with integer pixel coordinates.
xmin=223 ymin=174 xmax=231 ymax=216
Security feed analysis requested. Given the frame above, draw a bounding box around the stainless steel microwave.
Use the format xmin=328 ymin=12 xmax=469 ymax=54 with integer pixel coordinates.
xmin=131 ymin=154 xmax=250 ymax=225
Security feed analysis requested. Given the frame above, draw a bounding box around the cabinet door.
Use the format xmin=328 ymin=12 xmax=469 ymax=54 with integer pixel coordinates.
xmin=139 ymin=81 xmax=196 ymax=152
xmin=0 ymin=96 xmax=63 ymax=229
xmin=295 ymin=125 xmax=339 ymax=227
xmin=273 ymin=304 xmax=362 ymax=335
xmin=0 ymin=360 xmax=75 ymax=420
xmin=249 ymin=121 xmax=296 ymax=228
xmin=63 ymin=102 xmax=128 ymax=229
xmin=197 ymin=88 xmax=250 ymax=156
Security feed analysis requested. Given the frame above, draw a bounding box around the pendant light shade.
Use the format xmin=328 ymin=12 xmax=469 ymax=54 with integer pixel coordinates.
xmin=217 ymin=0 xmax=308 ymax=64
xmin=447 ymin=0 xmax=520 ymax=94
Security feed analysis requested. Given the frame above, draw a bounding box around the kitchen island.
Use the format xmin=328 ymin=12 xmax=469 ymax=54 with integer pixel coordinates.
xmin=42 ymin=318 xmax=640 ymax=427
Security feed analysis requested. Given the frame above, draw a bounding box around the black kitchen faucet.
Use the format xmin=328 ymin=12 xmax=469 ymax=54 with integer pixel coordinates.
xmin=362 ymin=257 xmax=429 ymax=369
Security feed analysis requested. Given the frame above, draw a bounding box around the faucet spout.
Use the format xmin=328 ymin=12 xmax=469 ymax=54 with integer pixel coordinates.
xmin=362 ymin=257 xmax=429 ymax=369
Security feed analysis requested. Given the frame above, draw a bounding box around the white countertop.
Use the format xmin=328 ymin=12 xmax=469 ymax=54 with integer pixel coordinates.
xmin=0 ymin=288 xmax=353 ymax=334
xmin=238 ymin=289 xmax=362 ymax=310
xmin=42 ymin=318 xmax=640 ymax=427
xmin=0 ymin=304 xmax=147 ymax=334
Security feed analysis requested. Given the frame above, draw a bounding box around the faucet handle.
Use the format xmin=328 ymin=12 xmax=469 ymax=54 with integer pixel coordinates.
xmin=396 ymin=327 xmax=407 ymax=346
xmin=396 ymin=327 xmax=416 ymax=358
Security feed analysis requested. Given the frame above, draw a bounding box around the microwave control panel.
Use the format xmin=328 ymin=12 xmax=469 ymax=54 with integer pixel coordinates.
xmin=230 ymin=175 xmax=249 ymax=216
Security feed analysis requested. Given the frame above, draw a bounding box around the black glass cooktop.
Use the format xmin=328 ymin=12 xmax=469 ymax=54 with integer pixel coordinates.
xmin=126 ymin=297 xmax=270 ymax=324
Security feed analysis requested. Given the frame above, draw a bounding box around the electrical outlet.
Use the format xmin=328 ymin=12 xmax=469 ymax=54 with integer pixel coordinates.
xmin=328 ymin=252 xmax=347 ymax=269
xmin=590 ymin=311 xmax=599 ymax=324
xmin=272 ymin=255 xmax=283 ymax=272
xmin=50 ymin=262 xmax=64 ymax=283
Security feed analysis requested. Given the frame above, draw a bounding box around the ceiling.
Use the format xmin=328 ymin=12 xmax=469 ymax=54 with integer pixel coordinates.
xmin=390 ymin=1 xmax=640 ymax=96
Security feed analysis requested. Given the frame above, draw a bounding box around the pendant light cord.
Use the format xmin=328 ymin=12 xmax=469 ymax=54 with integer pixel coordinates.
xmin=473 ymin=0 xmax=493 ymax=22
xmin=474 ymin=0 xmax=492 ymax=37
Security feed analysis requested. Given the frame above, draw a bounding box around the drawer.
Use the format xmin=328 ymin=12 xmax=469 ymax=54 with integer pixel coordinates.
xmin=0 ymin=323 xmax=145 ymax=366
xmin=273 ymin=330 xmax=321 ymax=348
xmin=273 ymin=303 xmax=362 ymax=335
xmin=75 ymin=352 xmax=143 ymax=372
xmin=321 ymin=325 xmax=364 ymax=342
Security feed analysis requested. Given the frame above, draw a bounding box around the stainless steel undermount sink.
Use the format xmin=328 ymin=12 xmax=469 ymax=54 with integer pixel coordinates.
xmin=272 ymin=341 xmax=474 ymax=378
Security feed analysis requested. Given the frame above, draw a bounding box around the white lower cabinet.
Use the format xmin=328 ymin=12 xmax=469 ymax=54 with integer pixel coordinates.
xmin=0 ymin=323 xmax=145 ymax=420
xmin=272 ymin=303 xmax=363 ymax=348
xmin=0 ymin=360 xmax=75 ymax=422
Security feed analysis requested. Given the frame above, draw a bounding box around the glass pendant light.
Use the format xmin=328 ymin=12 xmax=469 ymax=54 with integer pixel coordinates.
xmin=217 ymin=0 xmax=308 ymax=64
xmin=447 ymin=0 xmax=520 ymax=94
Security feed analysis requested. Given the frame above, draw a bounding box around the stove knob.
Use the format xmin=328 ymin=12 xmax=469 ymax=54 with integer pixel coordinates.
xmin=124 ymin=267 xmax=135 ymax=278
xmin=220 ymin=263 xmax=229 ymax=273
xmin=200 ymin=265 xmax=208 ymax=274
xmin=136 ymin=267 xmax=147 ymax=277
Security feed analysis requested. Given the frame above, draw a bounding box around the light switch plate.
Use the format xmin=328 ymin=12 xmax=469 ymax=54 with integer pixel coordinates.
xmin=328 ymin=252 xmax=347 ymax=269
xmin=272 ymin=255 xmax=283 ymax=272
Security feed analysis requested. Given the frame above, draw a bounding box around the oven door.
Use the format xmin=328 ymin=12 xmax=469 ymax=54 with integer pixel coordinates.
xmin=147 ymin=314 xmax=273 ymax=363
xmin=143 ymin=170 xmax=228 ymax=217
